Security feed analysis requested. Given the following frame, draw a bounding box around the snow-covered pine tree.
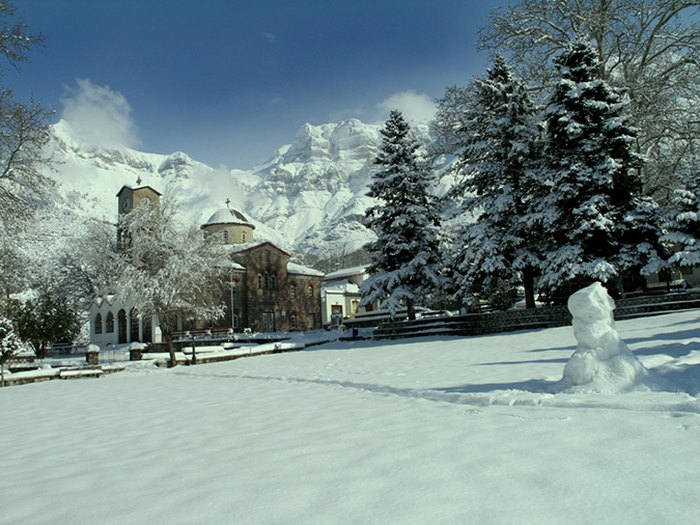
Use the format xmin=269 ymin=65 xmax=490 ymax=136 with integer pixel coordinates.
xmin=434 ymin=55 xmax=542 ymax=309
xmin=536 ymin=40 xmax=662 ymax=300
xmin=663 ymin=188 xmax=700 ymax=269
xmin=360 ymin=110 xmax=442 ymax=320
xmin=0 ymin=316 xmax=22 ymax=387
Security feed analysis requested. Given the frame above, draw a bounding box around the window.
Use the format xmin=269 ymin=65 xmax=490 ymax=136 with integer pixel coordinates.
xmin=290 ymin=314 xmax=298 ymax=330
xmin=307 ymin=313 xmax=316 ymax=330
xmin=233 ymin=314 xmax=240 ymax=330
xmin=95 ymin=313 xmax=103 ymax=334
xmin=265 ymin=272 xmax=270 ymax=289
xmin=257 ymin=274 xmax=263 ymax=289
xmin=308 ymin=284 xmax=314 ymax=298
xmin=106 ymin=311 xmax=115 ymax=333
xmin=223 ymin=230 xmax=229 ymax=243
xmin=271 ymin=274 xmax=277 ymax=290
xmin=290 ymin=284 xmax=296 ymax=299
xmin=242 ymin=232 xmax=247 ymax=242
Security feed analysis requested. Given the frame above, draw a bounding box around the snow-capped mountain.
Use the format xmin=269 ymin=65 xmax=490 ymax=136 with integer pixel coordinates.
xmin=45 ymin=117 xmax=433 ymax=257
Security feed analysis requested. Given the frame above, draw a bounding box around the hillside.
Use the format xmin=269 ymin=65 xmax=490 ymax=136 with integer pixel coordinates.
xmin=43 ymin=118 xmax=435 ymax=257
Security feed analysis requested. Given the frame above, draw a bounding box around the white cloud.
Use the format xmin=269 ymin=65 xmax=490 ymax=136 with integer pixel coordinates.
xmin=263 ymin=32 xmax=277 ymax=43
xmin=376 ymin=90 xmax=436 ymax=122
xmin=60 ymin=78 xmax=140 ymax=148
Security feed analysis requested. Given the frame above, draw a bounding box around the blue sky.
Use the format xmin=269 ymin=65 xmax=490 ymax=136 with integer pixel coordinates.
xmin=8 ymin=1 xmax=505 ymax=169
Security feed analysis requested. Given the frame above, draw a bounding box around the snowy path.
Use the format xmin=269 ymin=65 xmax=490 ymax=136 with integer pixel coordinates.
xmin=2 ymin=311 xmax=700 ymax=524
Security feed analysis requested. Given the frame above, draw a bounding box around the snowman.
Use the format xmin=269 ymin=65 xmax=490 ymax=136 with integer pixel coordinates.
xmin=559 ymin=282 xmax=649 ymax=391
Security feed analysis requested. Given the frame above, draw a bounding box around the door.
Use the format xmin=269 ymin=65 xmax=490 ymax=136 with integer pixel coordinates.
xmin=118 ymin=309 xmax=127 ymax=344
xmin=130 ymin=308 xmax=140 ymax=342
xmin=262 ymin=311 xmax=275 ymax=332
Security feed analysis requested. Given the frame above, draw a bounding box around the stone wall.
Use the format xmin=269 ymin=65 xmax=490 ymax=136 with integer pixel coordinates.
xmin=374 ymin=291 xmax=700 ymax=339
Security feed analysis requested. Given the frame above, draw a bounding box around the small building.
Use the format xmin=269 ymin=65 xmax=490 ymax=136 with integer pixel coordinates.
xmin=89 ymin=295 xmax=160 ymax=347
xmin=645 ymin=265 xmax=699 ymax=293
xmin=321 ymin=265 xmax=372 ymax=327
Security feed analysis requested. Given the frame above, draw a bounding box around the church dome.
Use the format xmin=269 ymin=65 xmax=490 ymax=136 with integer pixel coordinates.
xmin=204 ymin=207 xmax=255 ymax=229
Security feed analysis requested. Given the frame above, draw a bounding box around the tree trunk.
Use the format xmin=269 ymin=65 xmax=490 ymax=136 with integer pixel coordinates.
xmin=164 ymin=331 xmax=177 ymax=368
xmin=523 ymin=266 xmax=536 ymax=309
xmin=159 ymin=315 xmax=177 ymax=367
xmin=407 ymin=298 xmax=416 ymax=321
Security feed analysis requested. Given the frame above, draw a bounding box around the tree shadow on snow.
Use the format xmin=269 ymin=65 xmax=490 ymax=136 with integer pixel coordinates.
xmin=653 ymin=362 xmax=700 ymax=396
xmin=435 ymin=378 xmax=557 ymax=395
xmin=625 ymin=327 xmax=700 ymax=345
xmin=527 ymin=344 xmax=576 ymax=354
xmin=631 ymin=341 xmax=700 ymax=359
xmin=479 ymin=357 xmax=569 ymax=366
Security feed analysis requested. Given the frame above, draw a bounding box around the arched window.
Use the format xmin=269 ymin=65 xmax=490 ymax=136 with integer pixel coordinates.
xmin=290 ymin=314 xmax=298 ymax=330
xmin=223 ymin=230 xmax=229 ymax=243
xmin=95 ymin=313 xmax=103 ymax=334
xmin=257 ymin=274 xmax=263 ymax=289
xmin=106 ymin=311 xmax=115 ymax=333
xmin=308 ymin=284 xmax=314 ymax=298
xmin=242 ymin=232 xmax=247 ymax=242
xmin=290 ymin=284 xmax=296 ymax=299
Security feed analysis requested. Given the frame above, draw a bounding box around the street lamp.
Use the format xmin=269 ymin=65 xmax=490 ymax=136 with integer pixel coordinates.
xmin=230 ymin=280 xmax=236 ymax=330
xmin=191 ymin=333 xmax=196 ymax=365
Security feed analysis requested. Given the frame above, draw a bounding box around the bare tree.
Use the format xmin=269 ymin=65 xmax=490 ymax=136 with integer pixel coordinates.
xmin=54 ymin=220 xmax=120 ymax=307
xmin=114 ymin=195 xmax=226 ymax=367
xmin=479 ymin=0 xmax=700 ymax=199
xmin=0 ymin=1 xmax=54 ymax=229
xmin=0 ymin=0 xmax=43 ymax=69
xmin=0 ymin=92 xmax=54 ymax=227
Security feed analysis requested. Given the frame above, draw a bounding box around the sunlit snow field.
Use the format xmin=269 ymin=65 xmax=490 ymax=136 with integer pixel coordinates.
xmin=3 ymin=311 xmax=700 ymax=524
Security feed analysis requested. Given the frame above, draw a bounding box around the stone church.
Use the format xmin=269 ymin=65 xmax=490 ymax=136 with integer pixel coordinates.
xmin=201 ymin=203 xmax=324 ymax=334
xmin=89 ymin=183 xmax=323 ymax=347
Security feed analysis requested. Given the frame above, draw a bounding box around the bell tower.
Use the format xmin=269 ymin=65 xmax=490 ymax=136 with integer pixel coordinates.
xmin=116 ymin=183 xmax=162 ymax=216
xmin=116 ymin=181 xmax=162 ymax=250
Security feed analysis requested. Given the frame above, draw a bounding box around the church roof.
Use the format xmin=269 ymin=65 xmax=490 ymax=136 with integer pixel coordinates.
xmin=288 ymin=262 xmax=325 ymax=278
xmin=116 ymin=185 xmax=162 ymax=197
xmin=228 ymin=240 xmax=291 ymax=258
xmin=323 ymin=265 xmax=369 ymax=281
xmin=322 ymin=279 xmax=359 ymax=293
xmin=203 ymin=207 xmax=256 ymax=228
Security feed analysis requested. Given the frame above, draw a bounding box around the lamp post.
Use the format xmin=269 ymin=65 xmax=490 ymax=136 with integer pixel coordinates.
xmin=230 ymin=280 xmax=236 ymax=330
xmin=191 ymin=333 xmax=196 ymax=365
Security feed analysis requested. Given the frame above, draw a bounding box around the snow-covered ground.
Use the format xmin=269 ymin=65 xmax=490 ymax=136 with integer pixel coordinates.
xmin=2 ymin=311 xmax=700 ymax=524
